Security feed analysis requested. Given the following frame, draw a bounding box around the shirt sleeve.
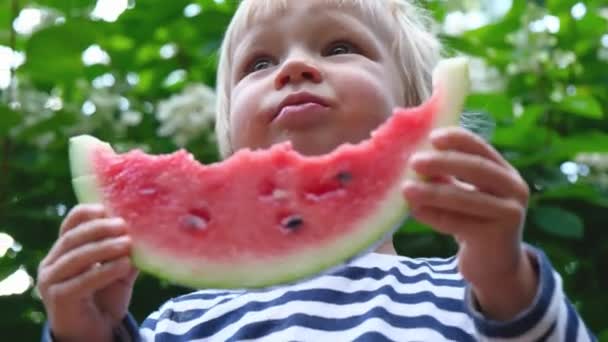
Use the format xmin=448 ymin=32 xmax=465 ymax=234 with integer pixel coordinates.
xmin=40 ymin=314 xmax=140 ymax=342
xmin=463 ymin=245 xmax=597 ymax=341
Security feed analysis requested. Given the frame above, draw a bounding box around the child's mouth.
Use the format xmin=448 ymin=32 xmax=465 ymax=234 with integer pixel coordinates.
xmin=272 ymin=92 xmax=330 ymax=128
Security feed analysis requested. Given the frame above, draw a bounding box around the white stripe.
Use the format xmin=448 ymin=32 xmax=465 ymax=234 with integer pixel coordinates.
xmin=552 ymin=296 xmax=569 ymax=340
xmin=357 ymin=253 xmax=459 ymax=272
xmin=478 ymin=271 xmax=563 ymax=342
xmin=575 ymin=316 xmax=592 ymax=342
xmin=153 ymin=274 xmax=467 ymax=336
xmin=164 ymin=270 xmax=465 ymax=315
xmin=146 ymin=310 xmax=162 ymax=320
xmin=348 ymin=257 xmax=462 ymax=281
xmin=157 ymin=284 xmax=473 ymax=340
xmin=237 ymin=317 xmax=461 ymax=342
xmin=161 ymin=293 xmax=243 ymax=313
xmin=140 ymin=327 xmax=155 ymax=341
xmin=207 ymin=294 xmax=476 ymax=341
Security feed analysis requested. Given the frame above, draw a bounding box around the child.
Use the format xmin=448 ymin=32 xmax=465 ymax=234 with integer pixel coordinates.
xmin=38 ymin=0 xmax=596 ymax=341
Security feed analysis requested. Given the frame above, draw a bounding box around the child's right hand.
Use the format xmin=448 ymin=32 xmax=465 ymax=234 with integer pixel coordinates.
xmin=37 ymin=204 xmax=138 ymax=342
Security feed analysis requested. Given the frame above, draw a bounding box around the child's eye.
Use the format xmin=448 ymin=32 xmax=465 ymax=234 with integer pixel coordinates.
xmin=247 ymin=57 xmax=275 ymax=74
xmin=324 ymin=41 xmax=358 ymax=56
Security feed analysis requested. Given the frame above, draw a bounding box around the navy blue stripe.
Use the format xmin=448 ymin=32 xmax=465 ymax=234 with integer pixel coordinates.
xmin=588 ymin=328 xmax=598 ymax=342
xmin=148 ymin=285 xmax=467 ymax=338
xmin=141 ymin=314 xmax=158 ymax=330
xmin=334 ymin=265 xmax=465 ymax=287
xmin=124 ymin=314 xmax=141 ymax=342
xmin=565 ymin=298 xmax=579 ymax=341
xmin=225 ymin=308 xmax=475 ymax=342
xmin=537 ymin=320 xmax=556 ymax=342
xmin=471 ymin=247 xmax=556 ymax=338
xmin=156 ymin=307 xmax=474 ymax=342
xmin=353 ymin=331 xmax=394 ymax=342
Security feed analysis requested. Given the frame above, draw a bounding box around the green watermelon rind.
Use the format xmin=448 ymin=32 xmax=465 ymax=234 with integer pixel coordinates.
xmin=69 ymin=57 xmax=469 ymax=289
xmin=68 ymin=132 xmax=407 ymax=288
xmin=69 ymin=135 xmax=112 ymax=180
xmin=129 ymin=183 xmax=407 ymax=289
xmin=72 ymin=175 xmax=103 ymax=204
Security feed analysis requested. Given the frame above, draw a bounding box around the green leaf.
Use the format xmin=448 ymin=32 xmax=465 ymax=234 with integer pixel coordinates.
xmin=398 ymin=218 xmax=434 ymax=235
xmin=0 ymin=105 xmax=21 ymax=137
xmin=534 ymin=184 xmax=608 ymax=208
xmin=0 ymin=255 xmax=20 ymax=282
xmin=557 ymin=95 xmax=604 ymax=119
xmin=465 ymin=93 xmax=513 ymax=121
xmin=33 ymin=0 xmax=96 ymax=15
xmin=531 ymin=206 xmax=584 ymax=239
xmin=492 ymin=106 xmax=552 ymax=149
xmin=556 ymin=132 xmax=608 ymax=157
xmin=460 ymin=0 xmax=526 ymax=48
xmin=22 ymin=20 xmax=108 ymax=83
xmin=598 ymin=329 xmax=608 ymax=342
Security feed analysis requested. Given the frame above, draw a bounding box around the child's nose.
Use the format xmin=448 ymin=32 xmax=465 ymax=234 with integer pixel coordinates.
xmin=275 ymin=57 xmax=322 ymax=89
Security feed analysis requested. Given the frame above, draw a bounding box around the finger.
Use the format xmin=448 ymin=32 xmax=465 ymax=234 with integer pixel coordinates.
xmin=409 ymin=151 xmax=525 ymax=200
xmin=430 ymin=127 xmax=512 ymax=169
xmin=403 ymin=181 xmax=524 ymax=220
xmin=421 ymin=174 xmax=453 ymax=184
xmin=123 ymin=266 xmax=139 ymax=286
xmin=410 ymin=205 xmax=487 ymax=236
xmin=59 ymin=204 xmax=107 ymax=236
xmin=46 ymin=256 xmax=132 ymax=302
xmin=42 ymin=217 xmax=127 ymax=267
xmin=43 ymin=236 xmax=132 ymax=285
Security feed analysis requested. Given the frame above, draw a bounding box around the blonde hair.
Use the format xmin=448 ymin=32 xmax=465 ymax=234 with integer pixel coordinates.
xmin=215 ymin=0 xmax=441 ymax=158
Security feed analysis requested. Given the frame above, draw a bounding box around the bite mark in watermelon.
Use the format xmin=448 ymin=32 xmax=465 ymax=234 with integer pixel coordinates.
xmin=69 ymin=58 xmax=470 ymax=289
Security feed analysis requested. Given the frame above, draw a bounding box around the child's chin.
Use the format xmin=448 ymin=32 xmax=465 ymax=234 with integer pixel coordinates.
xmin=269 ymin=134 xmax=336 ymax=157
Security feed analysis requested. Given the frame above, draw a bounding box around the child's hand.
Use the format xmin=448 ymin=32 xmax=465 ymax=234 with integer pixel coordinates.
xmin=37 ymin=204 xmax=138 ymax=342
xmin=403 ymin=127 xmax=537 ymax=321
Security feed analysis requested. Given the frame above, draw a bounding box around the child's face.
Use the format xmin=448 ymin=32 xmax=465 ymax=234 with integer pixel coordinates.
xmin=229 ymin=1 xmax=405 ymax=156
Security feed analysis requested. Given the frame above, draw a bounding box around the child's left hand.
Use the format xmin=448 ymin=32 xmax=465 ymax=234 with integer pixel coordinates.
xmin=403 ymin=127 xmax=538 ymax=321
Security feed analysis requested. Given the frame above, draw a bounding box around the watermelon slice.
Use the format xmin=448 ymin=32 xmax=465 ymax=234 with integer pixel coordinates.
xmin=69 ymin=58 xmax=470 ymax=289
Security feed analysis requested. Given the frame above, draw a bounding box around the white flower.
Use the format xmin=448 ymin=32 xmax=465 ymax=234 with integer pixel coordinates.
xmin=120 ymin=110 xmax=142 ymax=126
xmin=156 ymin=84 xmax=216 ymax=146
xmin=468 ymin=57 xmax=505 ymax=93
xmin=443 ymin=10 xmax=488 ymax=36
xmin=576 ymin=153 xmax=608 ymax=170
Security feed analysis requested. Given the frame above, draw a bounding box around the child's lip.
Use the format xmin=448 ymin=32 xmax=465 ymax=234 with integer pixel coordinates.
xmin=273 ymin=103 xmax=330 ymax=129
xmin=272 ymin=92 xmax=330 ymax=122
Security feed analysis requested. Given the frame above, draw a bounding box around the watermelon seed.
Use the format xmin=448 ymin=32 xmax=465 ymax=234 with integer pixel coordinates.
xmin=272 ymin=189 xmax=288 ymax=200
xmin=183 ymin=209 xmax=210 ymax=231
xmin=336 ymin=171 xmax=352 ymax=184
xmin=138 ymin=188 xmax=157 ymax=196
xmin=281 ymin=215 xmax=303 ymax=231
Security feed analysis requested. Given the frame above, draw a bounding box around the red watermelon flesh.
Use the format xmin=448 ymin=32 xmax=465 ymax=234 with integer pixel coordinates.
xmin=70 ymin=58 xmax=469 ymax=289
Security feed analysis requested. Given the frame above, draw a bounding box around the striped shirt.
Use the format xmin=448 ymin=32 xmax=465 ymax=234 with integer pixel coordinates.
xmin=41 ymin=246 xmax=596 ymax=341
xmin=135 ymin=246 xmax=595 ymax=341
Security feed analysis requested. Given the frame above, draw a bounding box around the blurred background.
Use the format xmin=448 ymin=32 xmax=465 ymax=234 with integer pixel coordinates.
xmin=0 ymin=0 xmax=606 ymax=339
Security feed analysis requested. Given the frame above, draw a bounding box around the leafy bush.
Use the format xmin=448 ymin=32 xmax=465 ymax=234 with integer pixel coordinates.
xmin=0 ymin=0 xmax=606 ymax=339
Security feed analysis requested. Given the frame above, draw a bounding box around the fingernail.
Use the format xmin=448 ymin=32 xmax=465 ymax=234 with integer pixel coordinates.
xmin=403 ymin=180 xmax=415 ymax=189
xmin=90 ymin=203 xmax=105 ymax=211
xmin=110 ymin=217 xmax=126 ymax=225
xmin=402 ymin=181 xmax=420 ymax=195
xmin=410 ymin=153 xmax=430 ymax=165
xmin=430 ymin=129 xmax=447 ymax=140
xmin=117 ymin=236 xmax=131 ymax=244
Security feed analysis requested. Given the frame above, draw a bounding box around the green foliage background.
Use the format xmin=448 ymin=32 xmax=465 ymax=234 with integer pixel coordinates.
xmin=0 ymin=0 xmax=606 ymax=340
